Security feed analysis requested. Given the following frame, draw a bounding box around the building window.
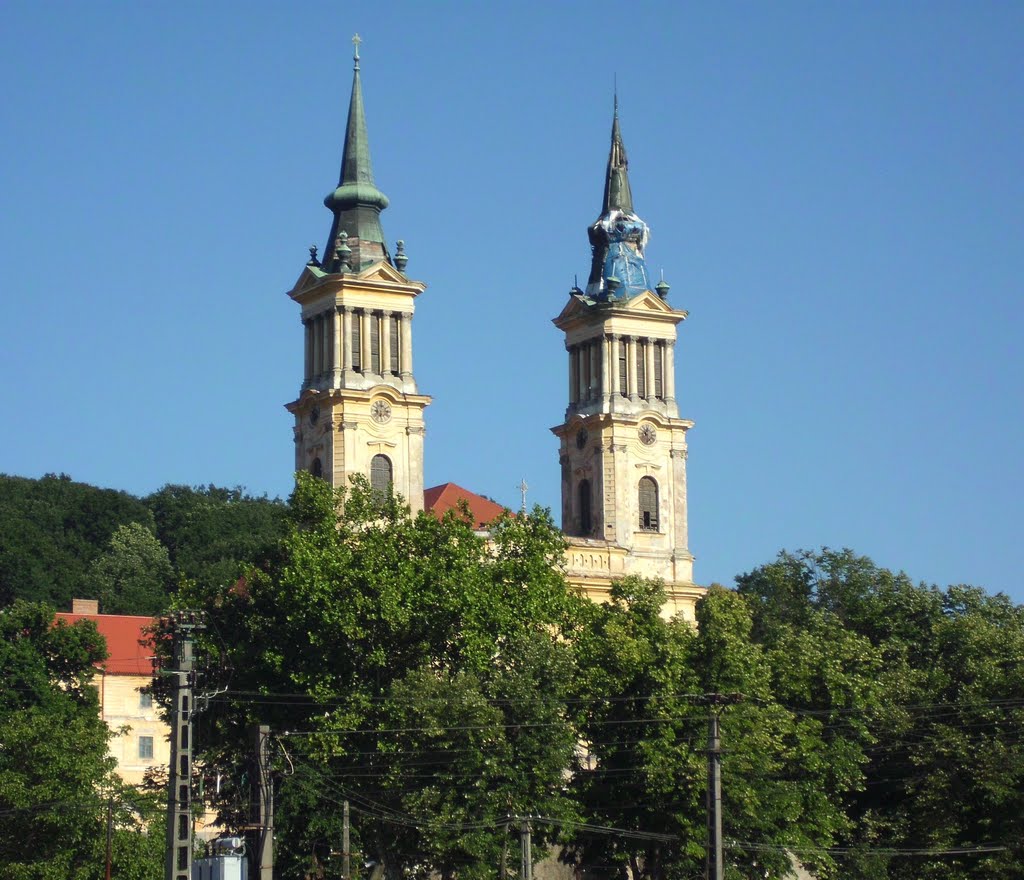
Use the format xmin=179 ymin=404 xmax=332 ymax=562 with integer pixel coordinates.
xmin=139 ymin=690 xmax=153 ymax=709
xmin=578 ymin=480 xmax=592 ymax=535
xmin=389 ymin=317 xmax=400 ymax=374
xmin=311 ymin=457 xmax=323 ymax=478
xmin=636 ymin=342 xmax=647 ymax=399
xmin=370 ymin=454 xmax=393 ymax=495
xmin=351 ymin=313 xmax=362 ymax=371
xmin=638 ymin=477 xmax=659 ymax=531
xmin=618 ymin=346 xmax=627 ymax=397
xmin=139 ymin=736 xmax=154 ymax=760
xmin=370 ymin=312 xmax=381 ymax=373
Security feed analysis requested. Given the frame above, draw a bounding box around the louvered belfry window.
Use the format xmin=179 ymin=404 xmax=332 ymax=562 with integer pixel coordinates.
xmin=370 ymin=454 xmax=393 ymax=494
xmin=351 ymin=314 xmax=362 ymax=372
xmin=618 ymin=347 xmax=628 ymax=397
xmin=636 ymin=343 xmax=647 ymax=398
xmin=370 ymin=313 xmax=381 ymax=373
xmin=638 ymin=477 xmax=659 ymax=531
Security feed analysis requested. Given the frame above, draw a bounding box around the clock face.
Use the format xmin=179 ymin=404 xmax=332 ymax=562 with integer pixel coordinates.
xmin=309 ymin=406 xmax=320 ymax=426
xmin=371 ymin=399 xmax=392 ymax=424
xmin=638 ymin=423 xmax=657 ymax=446
xmin=576 ymin=427 xmax=589 ymax=450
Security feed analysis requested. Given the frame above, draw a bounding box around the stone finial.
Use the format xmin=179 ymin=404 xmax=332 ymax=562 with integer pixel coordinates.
xmin=394 ymin=239 xmax=408 ymax=273
xmin=335 ymin=231 xmax=352 ymax=272
xmin=308 ymin=244 xmax=320 ymax=267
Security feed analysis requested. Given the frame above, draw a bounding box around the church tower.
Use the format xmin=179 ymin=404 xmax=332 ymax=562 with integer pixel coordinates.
xmin=286 ymin=39 xmax=430 ymax=511
xmin=552 ymin=102 xmax=701 ymax=617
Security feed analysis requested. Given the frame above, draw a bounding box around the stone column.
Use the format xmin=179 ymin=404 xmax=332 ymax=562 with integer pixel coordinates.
xmin=381 ymin=311 xmax=392 ymax=376
xmin=664 ymin=339 xmax=677 ymax=403
xmin=670 ymin=447 xmax=689 ymax=553
xmin=331 ymin=308 xmax=341 ymax=386
xmin=400 ymin=312 xmax=413 ymax=379
xmin=579 ymin=343 xmax=590 ymax=402
xmin=303 ymin=320 xmax=313 ymax=387
xmin=644 ymin=338 xmax=656 ymax=401
xmin=312 ymin=315 xmax=322 ymax=380
xmin=360 ymin=309 xmax=372 ymax=375
xmin=601 ymin=335 xmax=612 ymax=404
xmin=568 ymin=346 xmax=578 ymax=405
xmin=627 ymin=336 xmax=638 ymax=401
xmin=342 ymin=307 xmax=354 ymax=374
xmin=321 ymin=313 xmax=330 ymax=382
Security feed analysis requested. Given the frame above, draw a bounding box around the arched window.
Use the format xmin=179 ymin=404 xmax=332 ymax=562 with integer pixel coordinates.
xmin=578 ymin=479 xmax=592 ymax=535
xmin=310 ymin=457 xmax=323 ymax=479
xmin=370 ymin=454 xmax=393 ymax=494
xmin=638 ymin=477 xmax=659 ymax=531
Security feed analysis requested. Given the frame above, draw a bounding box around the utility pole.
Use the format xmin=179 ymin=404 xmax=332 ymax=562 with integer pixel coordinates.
xmin=704 ymin=693 xmax=742 ymax=880
xmin=105 ymin=797 xmax=113 ymax=880
xmin=251 ymin=724 xmax=274 ymax=880
xmin=342 ymin=799 xmax=350 ymax=880
xmin=519 ymin=817 xmax=532 ymax=880
xmin=706 ymin=703 xmax=723 ymax=880
xmin=164 ymin=611 xmax=204 ymax=880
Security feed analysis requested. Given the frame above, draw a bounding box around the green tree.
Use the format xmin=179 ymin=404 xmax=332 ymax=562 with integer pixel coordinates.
xmin=569 ymin=580 xmax=876 ymax=880
xmin=179 ymin=473 xmax=585 ymax=880
xmin=737 ymin=549 xmax=1024 ymax=879
xmin=0 ymin=601 xmax=164 ymax=879
xmin=144 ymin=483 xmax=287 ymax=591
xmin=0 ymin=474 xmax=155 ymax=609
xmin=86 ymin=522 xmax=175 ymax=616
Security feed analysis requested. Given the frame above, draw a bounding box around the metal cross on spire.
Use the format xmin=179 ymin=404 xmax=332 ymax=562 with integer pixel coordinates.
xmin=352 ymin=33 xmax=361 ymax=69
xmin=518 ymin=478 xmax=529 ymax=513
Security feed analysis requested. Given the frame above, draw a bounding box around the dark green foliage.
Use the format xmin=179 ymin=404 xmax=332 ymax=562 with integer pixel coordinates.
xmin=0 ymin=474 xmax=154 ymax=609
xmin=143 ymin=484 xmax=288 ymax=591
xmin=737 ymin=549 xmax=1024 ymax=880
xmin=568 ymin=580 xmax=871 ymax=880
xmin=0 ymin=601 xmax=164 ymax=879
xmin=0 ymin=474 xmax=286 ymax=615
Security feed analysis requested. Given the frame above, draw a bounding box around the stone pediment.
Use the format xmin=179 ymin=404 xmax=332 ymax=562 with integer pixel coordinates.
xmin=626 ymin=289 xmax=675 ymax=312
xmin=357 ymin=260 xmax=408 ymax=284
xmin=290 ymin=265 xmax=327 ymax=295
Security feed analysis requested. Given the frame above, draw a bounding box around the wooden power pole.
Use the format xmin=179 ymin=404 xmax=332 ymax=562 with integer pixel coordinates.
xmin=251 ymin=724 xmax=274 ymax=880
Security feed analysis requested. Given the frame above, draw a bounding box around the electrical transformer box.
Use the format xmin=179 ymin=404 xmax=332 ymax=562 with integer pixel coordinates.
xmin=192 ymin=855 xmax=248 ymax=880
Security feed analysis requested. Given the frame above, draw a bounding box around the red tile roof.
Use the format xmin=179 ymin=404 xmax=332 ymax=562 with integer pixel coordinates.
xmin=423 ymin=482 xmax=508 ymax=529
xmin=55 ymin=612 xmax=156 ymax=676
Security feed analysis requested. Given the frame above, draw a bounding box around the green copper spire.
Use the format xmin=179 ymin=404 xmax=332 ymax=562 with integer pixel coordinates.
xmin=323 ymin=35 xmax=392 ymax=272
xmin=601 ymin=95 xmax=634 ymax=215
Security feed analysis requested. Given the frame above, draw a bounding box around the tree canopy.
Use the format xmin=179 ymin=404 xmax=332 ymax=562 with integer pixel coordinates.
xmin=0 ymin=474 xmax=287 ymax=615
xmin=177 ymin=473 xmax=587 ymax=880
xmin=0 ymin=600 xmax=164 ymax=879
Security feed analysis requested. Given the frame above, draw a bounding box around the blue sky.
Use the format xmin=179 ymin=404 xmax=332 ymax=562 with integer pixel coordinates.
xmin=2 ymin=2 xmax=1021 ymax=599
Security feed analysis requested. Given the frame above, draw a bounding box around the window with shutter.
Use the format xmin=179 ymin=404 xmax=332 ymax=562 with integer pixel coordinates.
xmin=351 ymin=314 xmax=362 ymax=372
xmin=618 ymin=347 xmax=627 ymax=397
xmin=638 ymin=477 xmax=659 ymax=531
xmin=370 ymin=313 xmax=380 ymax=373
xmin=390 ymin=317 xmax=400 ymax=373
xmin=370 ymin=454 xmax=393 ymax=494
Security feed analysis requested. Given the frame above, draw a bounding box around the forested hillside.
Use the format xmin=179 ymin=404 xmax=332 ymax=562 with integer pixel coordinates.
xmin=0 ymin=474 xmax=287 ymax=614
